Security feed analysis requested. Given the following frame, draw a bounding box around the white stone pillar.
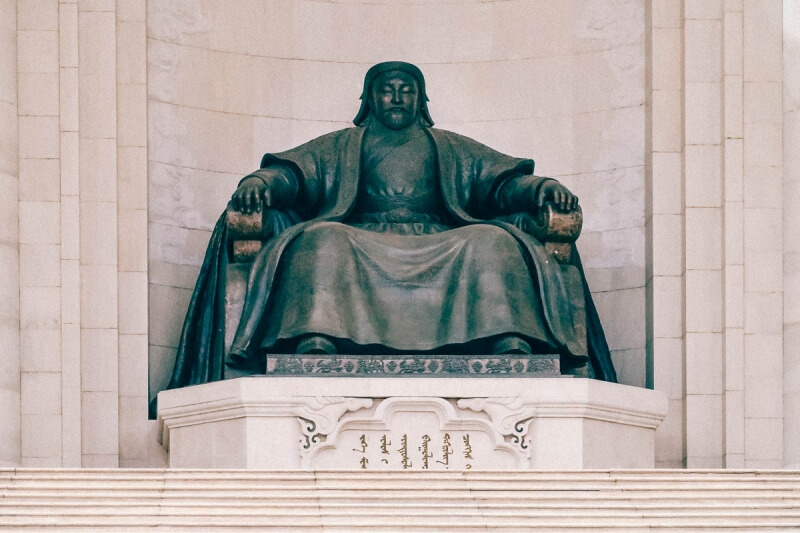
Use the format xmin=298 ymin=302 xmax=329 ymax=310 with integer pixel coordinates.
xmin=683 ymin=0 xmax=725 ymax=468
xmin=741 ymin=0 xmax=784 ymax=468
xmin=0 ymin=0 xmax=20 ymax=467
xmin=78 ymin=1 xmax=119 ymax=467
xmin=17 ymin=0 xmax=64 ymax=467
xmin=783 ymin=0 xmax=800 ymax=468
xmin=59 ymin=0 xmax=81 ymax=469
xmin=116 ymin=0 xmax=150 ymax=467
xmin=648 ymin=0 xmax=687 ymax=468
xmin=723 ymin=0 xmax=746 ymax=469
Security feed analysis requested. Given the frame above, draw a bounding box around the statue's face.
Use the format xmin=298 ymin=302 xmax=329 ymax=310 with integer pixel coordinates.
xmin=369 ymin=70 xmax=420 ymax=130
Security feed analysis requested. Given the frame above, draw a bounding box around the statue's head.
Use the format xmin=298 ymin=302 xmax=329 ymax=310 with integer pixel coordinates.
xmin=354 ymin=61 xmax=434 ymax=128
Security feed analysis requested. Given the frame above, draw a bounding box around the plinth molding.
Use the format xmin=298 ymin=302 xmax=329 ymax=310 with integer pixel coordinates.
xmin=158 ymin=377 xmax=667 ymax=469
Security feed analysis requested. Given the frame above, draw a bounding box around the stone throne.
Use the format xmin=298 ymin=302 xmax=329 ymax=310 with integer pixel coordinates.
xmin=222 ymin=199 xmax=588 ymax=378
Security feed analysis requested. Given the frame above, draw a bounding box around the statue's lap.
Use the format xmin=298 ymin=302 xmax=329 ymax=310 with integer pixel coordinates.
xmin=261 ymin=221 xmax=556 ymax=353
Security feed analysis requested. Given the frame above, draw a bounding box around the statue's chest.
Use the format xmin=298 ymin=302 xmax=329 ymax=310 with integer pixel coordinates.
xmin=360 ymin=131 xmax=437 ymax=198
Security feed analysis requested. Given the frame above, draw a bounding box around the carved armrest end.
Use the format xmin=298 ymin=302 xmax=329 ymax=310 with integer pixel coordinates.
xmin=226 ymin=203 xmax=267 ymax=240
xmin=499 ymin=203 xmax=582 ymax=264
xmin=226 ymin=205 xmax=303 ymax=263
xmin=226 ymin=204 xmax=267 ymax=263
xmin=527 ymin=202 xmax=583 ymax=243
xmin=229 ymin=240 xmax=260 ymax=263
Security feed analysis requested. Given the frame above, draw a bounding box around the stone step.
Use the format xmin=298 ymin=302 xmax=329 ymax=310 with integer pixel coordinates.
xmin=6 ymin=469 xmax=800 ymax=481
xmin=5 ymin=487 xmax=800 ymax=498
xmin=3 ymin=506 xmax=800 ymax=518
xmin=0 ymin=522 xmax=797 ymax=533
xmin=5 ymin=472 xmax=800 ymax=482
xmin=6 ymin=485 xmax=800 ymax=494
xmin=4 ymin=488 xmax=800 ymax=499
xmin=3 ymin=469 xmax=800 ymax=530
xmin=6 ymin=473 xmax=800 ymax=485
xmin=0 ymin=513 xmax=800 ymax=531
xmin=3 ymin=492 xmax=800 ymax=501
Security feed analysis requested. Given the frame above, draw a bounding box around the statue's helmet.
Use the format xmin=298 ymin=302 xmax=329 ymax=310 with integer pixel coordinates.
xmin=354 ymin=61 xmax=434 ymax=127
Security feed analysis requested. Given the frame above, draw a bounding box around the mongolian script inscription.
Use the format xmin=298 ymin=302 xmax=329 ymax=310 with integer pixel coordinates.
xmin=351 ymin=432 xmax=476 ymax=470
xmin=301 ymin=397 xmax=526 ymax=470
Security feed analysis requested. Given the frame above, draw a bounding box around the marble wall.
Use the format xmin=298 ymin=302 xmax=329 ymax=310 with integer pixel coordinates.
xmin=0 ymin=0 xmax=795 ymax=469
xmin=146 ymin=0 xmax=649 ymax=400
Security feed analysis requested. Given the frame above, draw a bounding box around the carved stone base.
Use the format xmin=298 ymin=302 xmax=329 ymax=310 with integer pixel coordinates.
xmin=158 ymin=377 xmax=667 ymax=470
xmin=265 ymin=353 xmax=560 ymax=376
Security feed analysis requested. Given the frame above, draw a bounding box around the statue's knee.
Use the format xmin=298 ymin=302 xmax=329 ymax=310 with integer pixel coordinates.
xmin=491 ymin=334 xmax=532 ymax=355
xmin=295 ymin=334 xmax=338 ymax=355
xmin=466 ymin=226 xmax=521 ymax=259
xmin=296 ymin=224 xmax=351 ymax=256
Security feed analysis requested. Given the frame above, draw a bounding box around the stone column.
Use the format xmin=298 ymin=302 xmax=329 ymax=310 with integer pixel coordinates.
xmin=60 ymin=0 xmax=80 ymax=469
xmin=722 ymin=0 xmax=746 ymax=469
xmin=17 ymin=0 xmax=63 ymax=467
xmin=116 ymin=0 xmax=151 ymax=467
xmin=0 ymin=0 xmax=19 ymax=467
xmin=647 ymin=0 xmax=687 ymax=468
xmin=78 ymin=0 xmax=119 ymax=467
xmin=683 ymin=0 xmax=725 ymax=468
xmin=783 ymin=0 xmax=800 ymax=468
xmin=740 ymin=0 xmax=784 ymax=468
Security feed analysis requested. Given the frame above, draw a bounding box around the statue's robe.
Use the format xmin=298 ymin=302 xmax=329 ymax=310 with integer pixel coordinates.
xmin=244 ymin=124 xmax=558 ymax=355
xmin=161 ymin=125 xmax=616 ymax=412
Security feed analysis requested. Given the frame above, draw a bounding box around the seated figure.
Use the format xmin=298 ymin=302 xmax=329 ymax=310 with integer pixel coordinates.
xmin=162 ymin=61 xmax=617 ymax=396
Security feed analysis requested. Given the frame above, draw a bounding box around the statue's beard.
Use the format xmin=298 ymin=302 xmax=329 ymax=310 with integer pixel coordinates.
xmin=378 ymin=109 xmax=416 ymax=130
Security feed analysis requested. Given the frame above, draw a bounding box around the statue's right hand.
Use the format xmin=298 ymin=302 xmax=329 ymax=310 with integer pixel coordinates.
xmin=231 ymin=176 xmax=270 ymax=214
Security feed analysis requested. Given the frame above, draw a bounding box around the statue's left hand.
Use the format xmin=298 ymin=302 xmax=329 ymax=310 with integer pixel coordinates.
xmin=231 ymin=176 xmax=268 ymax=215
xmin=536 ymin=180 xmax=579 ymax=212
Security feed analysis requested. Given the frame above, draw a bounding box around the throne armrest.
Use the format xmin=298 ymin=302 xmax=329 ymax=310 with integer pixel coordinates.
xmin=226 ymin=204 xmax=303 ymax=263
xmin=226 ymin=202 xmax=584 ymax=264
xmin=499 ymin=202 xmax=583 ymax=264
xmin=226 ymin=204 xmax=272 ymax=263
xmin=524 ymin=202 xmax=582 ymax=243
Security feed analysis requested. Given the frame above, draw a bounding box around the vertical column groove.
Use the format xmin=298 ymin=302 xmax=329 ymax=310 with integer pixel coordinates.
xmin=649 ymin=0 xmax=687 ymax=468
xmin=784 ymin=0 xmax=800 ymax=469
xmin=0 ymin=0 xmax=20 ymax=467
xmin=78 ymin=0 xmax=119 ymax=467
xmin=683 ymin=0 xmax=725 ymax=468
xmin=18 ymin=0 xmax=64 ymax=467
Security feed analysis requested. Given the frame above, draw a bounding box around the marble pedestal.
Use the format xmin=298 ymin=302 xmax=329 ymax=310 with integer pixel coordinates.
xmin=158 ymin=377 xmax=667 ymax=470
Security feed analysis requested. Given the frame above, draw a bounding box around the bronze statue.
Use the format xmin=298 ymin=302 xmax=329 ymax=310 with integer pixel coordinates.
xmin=160 ymin=61 xmax=616 ymax=405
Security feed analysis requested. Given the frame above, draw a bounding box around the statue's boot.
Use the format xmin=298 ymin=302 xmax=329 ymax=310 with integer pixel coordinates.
xmin=296 ymin=335 xmax=338 ymax=355
xmin=491 ymin=334 xmax=532 ymax=355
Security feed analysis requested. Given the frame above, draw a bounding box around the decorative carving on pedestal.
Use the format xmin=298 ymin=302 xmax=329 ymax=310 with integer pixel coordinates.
xmin=303 ymin=396 xmax=529 ymax=470
xmin=457 ymin=397 xmax=537 ymax=455
xmin=267 ymin=353 xmax=560 ymax=376
xmin=297 ymin=396 xmax=374 ymax=458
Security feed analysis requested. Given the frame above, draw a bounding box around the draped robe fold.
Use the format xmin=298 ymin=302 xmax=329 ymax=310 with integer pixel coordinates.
xmin=160 ymin=125 xmax=617 ymax=415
